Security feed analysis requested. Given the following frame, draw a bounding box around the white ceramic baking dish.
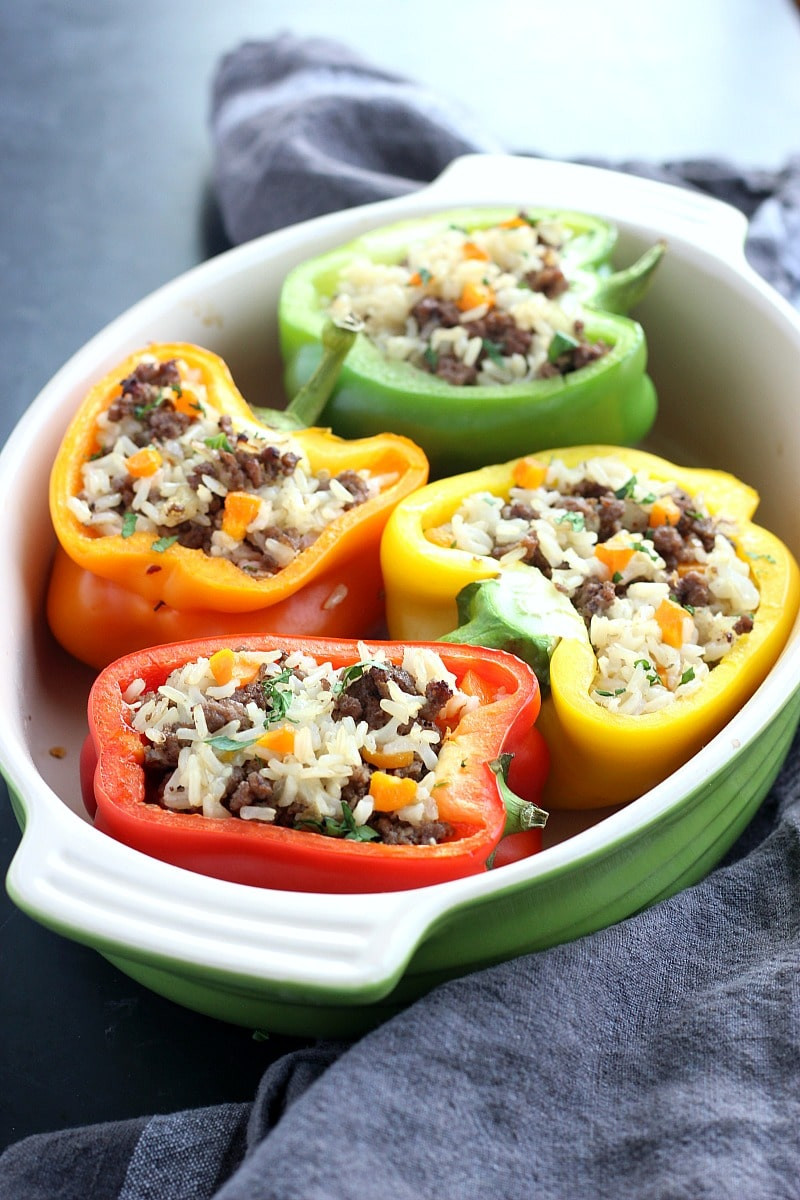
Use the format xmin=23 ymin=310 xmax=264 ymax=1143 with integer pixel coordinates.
xmin=2 ymin=154 xmax=799 ymax=1035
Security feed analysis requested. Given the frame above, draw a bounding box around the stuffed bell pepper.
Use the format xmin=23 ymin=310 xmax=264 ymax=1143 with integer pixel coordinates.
xmin=81 ymin=634 xmax=549 ymax=893
xmin=48 ymin=340 xmax=428 ymax=668
xmin=381 ymin=445 xmax=800 ymax=808
xmin=279 ymin=207 xmax=664 ymax=475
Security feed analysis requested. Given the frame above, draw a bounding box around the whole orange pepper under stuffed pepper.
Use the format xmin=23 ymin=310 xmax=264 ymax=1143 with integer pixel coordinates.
xmin=48 ymin=342 xmax=428 ymax=668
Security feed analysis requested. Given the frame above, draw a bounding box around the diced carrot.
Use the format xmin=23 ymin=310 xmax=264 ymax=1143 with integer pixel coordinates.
xmin=656 ymin=662 xmax=670 ymax=687
xmin=676 ymin=561 xmax=704 ymax=577
xmin=361 ymin=747 xmax=415 ymax=770
xmin=458 ymin=668 xmax=495 ymax=707
xmin=170 ymin=383 xmax=204 ymax=417
xmin=369 ymin=771 xmax=418 ymax=812
xmin=256 ymin=726 xmax=295 ymax=756
xmin=462 ymin=240 xmax=489 ymax=261
xmin=222 ymin=491 xmax=262 ymax=540
xmin=458 ymin=281 xmax=495 ymax=312
xmin=209 ymin=648 xmax=262 ymax=687
xmin=648 ymin=496 xmax=682 ymax=528
xmin=425 ymin=525 xmax=454 ymax=547
xmin=232 ymin=657 xmax=263 ymax=686
xmin=408 ymin=271 xmax=422 ymax=286
xmin=125 ymin=446 xmax=162 ymax=478
xmin=595 ymin=544 xmax=635 ymax=577
xmin=498 ymin=216 xmax=527 ymax=229
xmin=209 ymin=648 xmax=235 ymax=685
xmin=512 ymin=456 xmax=548 ymax=490
xmin=655 ymin=597 xmax=690 ymax=648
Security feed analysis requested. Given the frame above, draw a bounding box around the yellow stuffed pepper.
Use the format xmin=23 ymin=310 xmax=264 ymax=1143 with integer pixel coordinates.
xmin=381 ymin=445 xmax=800 ymax=808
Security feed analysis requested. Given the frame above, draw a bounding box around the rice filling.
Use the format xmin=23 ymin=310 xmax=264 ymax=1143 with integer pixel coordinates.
xmin=67 ymin=356 xmax=383 ymax=578
xmin=125 ymin=644 xmax=479 ymax=844
xmin=429 ymin=455 xmax=760 ymax=716
xmin=327 ymin=214 xmax=610 ymax=387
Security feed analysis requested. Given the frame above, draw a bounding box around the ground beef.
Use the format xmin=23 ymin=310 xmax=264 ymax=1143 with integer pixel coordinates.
xmin=501 ymin=500 xmax=538 ymax=522
xmin=492 ymin=528 xmax=553 ymax=576
xmin=370 ymin=816 xmax=453 ymax=845
xmin=463 ymin=310 xmax=533 ymax=358
xmin=146 ymin=406 xmax=193 ymax=442
xmin=571 ymin=577 xmax=618 ymax=625
xmin=142 ymin=731 xmax=183 ymax=771
xmin=200 ymin=697 xmax=253 ymax=733
xmin=651 ymin=524 xmax=693 ymax=570
xmin=733 ymin=613 xmax=755 ymax=636
xmin=331 ymin=664 xmax=418 ymax=729
xmin=334 ymin=470 xmax=370 ymax=507
xmin=411 ymin=296 xmax=461 ymax=332
xmin=524 ymin=264 xmax=569 ymax=298
xmin=190 ymin=445 xmax=300 ymax=494
xmin=674 ymin=570 xmax=712 ymax=608
xmin=433 ymin=353 xmax=479 ymax=386
xmin=416 ymin=679 xmax=453 ymax=725
xmin=224 ymin=769 xmax=275 ymax=814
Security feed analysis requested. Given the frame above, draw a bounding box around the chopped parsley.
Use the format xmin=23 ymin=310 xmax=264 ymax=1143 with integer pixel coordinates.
xmin=614 ymin=475 xmax=637 ymax=500
xmin=423 ymin=346 xmax=439 ymax=370
xmin=261 ymin=668 xmax=294 ymax=722
xmin=556 ymin=511 xmax=586 ymax=531
xmin=204 ymin=433 xmax=233 ymax=452
xmin=547 ymin=330 xmax=579 ymax=362
xmin=121 ymin=511 xmax=138 ymax=538
xmin=297 ymin=801 xmax=379 ymax=842
xmin=680 ymin=667 xmax=696 ymax=686
xmin=481 ymin=338 xmax=505 ymax=366
xmin=151 ymin=535 xmax=179 ymax=553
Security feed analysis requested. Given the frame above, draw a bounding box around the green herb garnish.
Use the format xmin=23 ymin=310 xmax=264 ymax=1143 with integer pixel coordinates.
xmin=423 ymin=346 xmax=439 ymax=370
xmin=680 ymin=667 xmax=696 ymax=686
xmin=556 ymin=511 xmax=586 ymax=531
xmin=151 ymin=535 xmax=179 ymax=553
xmin=614 ymin=475 xmax=637 ymax=499
xmin=204 ymin=433 xmax=233 ymax=452
xmin=297 ymin=801 xmax=380 ymax=842
xmin=481 ymin=338 xmax=505 ymax=366
xmin=547 ymin=330 xmax=579 ymax=363
xmin=261 ymin=668 xmax=294 ymax=722
xmin=121 ymin=511 xmax=138 ymax=539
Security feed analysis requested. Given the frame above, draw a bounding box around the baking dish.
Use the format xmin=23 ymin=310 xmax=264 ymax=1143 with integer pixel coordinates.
xmin=2 ymin=153 xmax=799 ymax=1036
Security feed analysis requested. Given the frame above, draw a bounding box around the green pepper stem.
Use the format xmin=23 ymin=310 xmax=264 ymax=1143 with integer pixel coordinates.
xmin=490 ymin=754 xmax=548 ymax=836
xmin=588 ymin=240 xmax=666 ymax=314
xmin=253 ymin=316 xmax=361 ymax=431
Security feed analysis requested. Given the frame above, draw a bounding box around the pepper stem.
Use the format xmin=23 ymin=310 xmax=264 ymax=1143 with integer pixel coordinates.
xmin=253 ymin=315 xmax=362 ymax=431
xmin=440 ymin=565 xmax=588 ymax=692
xmin=490 ymin=754 xmax=548 ymax=837
xmin=588 ymin=239 xmax=666 ymax=314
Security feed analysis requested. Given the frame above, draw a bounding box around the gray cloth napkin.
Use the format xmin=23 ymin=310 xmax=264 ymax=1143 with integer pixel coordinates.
xmin=3 ymin=33 xmax=800 ymax=1200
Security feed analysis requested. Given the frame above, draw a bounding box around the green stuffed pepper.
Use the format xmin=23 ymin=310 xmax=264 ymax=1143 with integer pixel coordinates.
xmin=279 ymin=207 xmax=664 ymax=476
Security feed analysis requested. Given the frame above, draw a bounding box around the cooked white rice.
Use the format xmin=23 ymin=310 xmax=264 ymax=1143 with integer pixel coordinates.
xmin=126 ymin=644 xmax=477 ymax=835
xmin=429 ymin=455 xmax=760 ymax=715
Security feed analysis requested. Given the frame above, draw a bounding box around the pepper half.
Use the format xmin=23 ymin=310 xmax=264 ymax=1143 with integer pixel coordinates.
xmin=48 ymin=343 xmax=428 ymax=668
xmin=380 ymin=445 xmax=800 ymax=808
xmin=278 ymin=207 xmax=662 ymax=476
xmin=81 ymin=634 xmax=548 ymax=893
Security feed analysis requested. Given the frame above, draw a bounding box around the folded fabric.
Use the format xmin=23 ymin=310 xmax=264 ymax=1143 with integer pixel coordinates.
xmin=3 ymin=32 xmax=800 ymax=1200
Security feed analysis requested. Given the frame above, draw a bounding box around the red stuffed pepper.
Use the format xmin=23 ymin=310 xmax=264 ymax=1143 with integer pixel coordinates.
xmin=81 ymin=634 xmax=548 ymax=893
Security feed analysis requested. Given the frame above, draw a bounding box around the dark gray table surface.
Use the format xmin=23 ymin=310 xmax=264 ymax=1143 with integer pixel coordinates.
xmin=2 ymin=0 xmax=800 ymax=1151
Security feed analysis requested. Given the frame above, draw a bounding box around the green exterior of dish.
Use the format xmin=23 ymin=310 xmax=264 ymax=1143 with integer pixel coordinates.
xmin=17 ymin=683 xmax=792 ymax=1040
